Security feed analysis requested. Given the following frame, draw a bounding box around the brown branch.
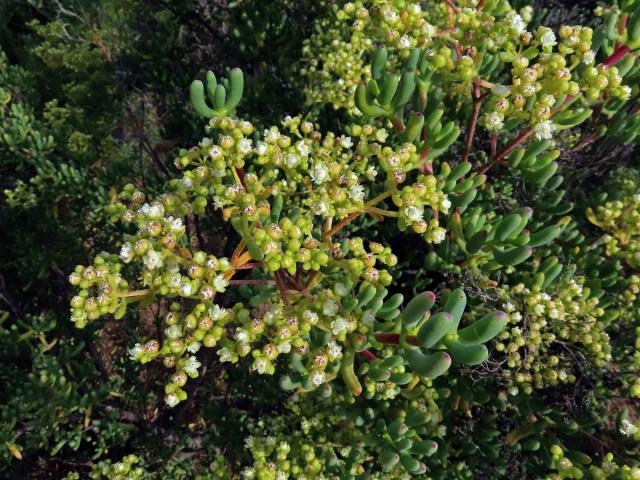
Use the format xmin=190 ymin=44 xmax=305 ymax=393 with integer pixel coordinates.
xmin=228 ymin=279 xmax=276 ymax=286
xmin=324 ymin=212 xmax=362 ymax=240
xmin=463 ymin=82 xmax=482 ymax=162
xmin=445 ymin=0 xmax=460 ymax=14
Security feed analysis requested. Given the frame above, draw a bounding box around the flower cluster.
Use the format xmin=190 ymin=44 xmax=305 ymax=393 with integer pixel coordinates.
xmin=491 ymin=277 xmax=611 ymax=394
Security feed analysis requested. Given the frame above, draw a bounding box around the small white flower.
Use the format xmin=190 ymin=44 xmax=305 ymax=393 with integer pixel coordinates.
xmin=265 ymin=127 xmax=280 ymax=143
xmin=366 ymin=166 xmax=378 ymax=180
xmin=218 ymin=347 xmax=233 ymax=362
xmin=183 ymin=356 xmax=201 ymax=376
xmin=313 ymin=201 xmax=329 ymax=216
xmin=331 ymin=317 xmax=348 ymax=335
xmin=182 ymin=177 xmax=194 ymax=190
xmin=398 ymin=35 xmax=411 ymax=49
xmin=534 ymin=304 xmax=546 ymax=315
xmin=237 ymin=139 xmax=253 ymax=155
xmin=583 ymin=50 xmax=595 ymax=65
xmin=375 ymin=129 xmax=388 ymax=142
xmin=440 ymin=194 xmax=451 ymax=212
xmin=303 ymin=310 xmax=319 ymax=325
xmin=209 ymin=145 xmax=223 ymax=160
xmin=323 ymin=300 xmax=339 ymax=316
xmin=327 ymin=341 xmax=342 ymax=359
xmin=485 ymin=111 xmax=504 ymax=131
xmin=362 ymin=310 xmax=376 ymax=326
xmin=119 ymin=242 xmax=134 ymax=263
xmin=200 ymin=137 xmax=212 ymax=147
xmin=235 ymin=328 xmax=250 ymax=344
xmin=165 ymin=394 xmax=180 ymax=408
xmin=209 ymin=305 xmax=227 ymax=320
xmin=534 ymin=120 xmax=556 ymax=140
xmin=181 ymin=282 xmax=193 ymax=296
xmin=285 ymin=153 xmax=301 ymax=168
xmin=213 ymin=274 xmax=228 ymax=292
xmin=433 ymin=229 xmax=447 ymax=244
xmin=296 ymin=141 xmax=310 ymax=157
xmin=339 ymin=136 xmax=353 ymax=149
xmin=348 ymin=184 xmax=365 ymax=202
xmin=620 ymin=419 xmax=638 ymax=437
xmin=187 ymin=341 xmax=201 ymax=354
xmin=538 ymin=27 xmax=557 ymax=49
xmin=310 ymin=370 xmax=325 ymax=386
xmin=165 ymin=325 xmax=182 ymax=339
xmin=252 ymin=357 xmax=269 ymax=374
xmin=404 ymin=205 xmax=424 ymax=222
xmin=509 ymin=13 xmax=526 ymax=34
xmin=311 ymin=164 xmax=329 ymax=184
xmin=277 ymin=341 xmax=292 ymax=353
xmin=255 ymin=142 xmax=268 ymax=156
xmin=129 ymin=343 xmax=143 ymax=360
xmin=144 ymin=250 xmax=163 ymax=270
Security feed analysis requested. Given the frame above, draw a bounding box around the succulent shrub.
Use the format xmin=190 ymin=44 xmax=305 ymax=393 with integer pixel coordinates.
xmin=2 ymin=0 xmax=640 ymax=478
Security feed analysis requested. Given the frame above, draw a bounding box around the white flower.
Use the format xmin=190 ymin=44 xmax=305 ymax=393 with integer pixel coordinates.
xmin=165 ymin=325 xmax=182 ymax=339
xmin=255 ymin=142 xmax=268 ymax=156
xmin=237 ymin=139 xmax=253 ymax=155
xmin=348 ymin=184 xmax=365 ymax=202
xmin=129 ymin=343 xmax=143 ymax=360
xmin=183 ymin=356 xmax=201 ymax=376
xmin=362 ymin=310 xmax=376 ymax=326
xmin=200 ymin=137 xmax=212 ymax=147
xmin=277 ymin=341 xmax=292 ymax=353
xmin=252 ymin=357 xmax=269 ymax=374
xmin=165 ymin=394 xmax=180 ymax=408
xmin=313 ymin=201 xmax=329 ymax=216
xmin=209 ymin=305 xmax=227 ymax=320
xmin=331 ymin=317 xmax=348 ymax=335
xmin=323 ymin=300 xmax=339 ymax=316
xmin=538 ymin=27 xmax=557 ymax=49
xmin=296 ymin=141 xmax=310 ymax=157
xmin=375 ymin=129 xmax=388 ymax=142
xmin=119 ymin=242 xmax=134 ymax=263
xmin=265 ymin=127 xmax=279 ymax=143
xmin=509 ymin=13 xmax=526 ymax=34
xmin=366 ymin=166 xmax=378 ymax=180
xmin=144 ymin=250 xmax=163 ymax=270
xmin=398 ymin=35 xmax=411 ymax=49
xmin=339 ymin=136 xmax=353 ymax=149
xmin=187 ymin=341 xmax=201 ymax=354
xmin=311 ymin=164 xmax=329 ymax=184
xmin=182 ymin=177 xmax=193 ymax=190
xmin=485 ymin=111 xmax=504 ymax=131
xmin=218 ymin=347 xmax=233 ymax=362
xmin=620 ymin=419 xmax=638 ymax=437
xmin=404 ymin=205 xmax=424 ymax=222
xmin=167 ymin=272 xmax=182 ymax=288
xmin=170 ymin=217 xmax=184 ymax=235
xmin=235 ymin=328 xmax=250 ymax=344
xmin=583 ymin=50 xmax=595 ymax=65
xmin=209 ymin=145 xmax=223 ymax=160
xmin=327 ymin=341 xmax=342 ymax=359
xmin=213 ymin=274 xmax=228 ymax=292
xmin=433 ymin=229 xmax=447 ymax=244
xmin=534 ymin=120 xmax=556 ymax=140
xmin=534 ymin=304 xmax=546 ymax=315
xmin=440 ymin=194 xmax=451 ymax=212
xmin=181 ymin=282 xmax=193 ymax=296
xmin=285 ymin=153 xmax=301 ymax=168
xmin=303 ymin=310 xmax=319 ymax=324
xmin=310 ymin=371 xmax=325 ymax=386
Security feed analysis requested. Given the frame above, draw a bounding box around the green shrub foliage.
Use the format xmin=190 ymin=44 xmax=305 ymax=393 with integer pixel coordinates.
xmin=2 ymin=0 xmax=640 ymax=478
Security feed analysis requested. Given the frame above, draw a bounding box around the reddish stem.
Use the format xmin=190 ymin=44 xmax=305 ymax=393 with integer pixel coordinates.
xmin=274 ymin=271 xmax=289 ymax=306
xmin=490 ymin=133 xmax=497 ymax=158
xmin=463 ymin=82 xmax=482 ymax=162
xmin=375 ymin=333 xmax=419 ymax=346
xmin=603 ymin=45 xmax=631 ymax=68
xmin=445 ymin=0 xmax=460 ymax=14
xmin=359 ymin=349 xmax=377 ymax=361
xmin=234 ymin=261 xmax=264 ymax=270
